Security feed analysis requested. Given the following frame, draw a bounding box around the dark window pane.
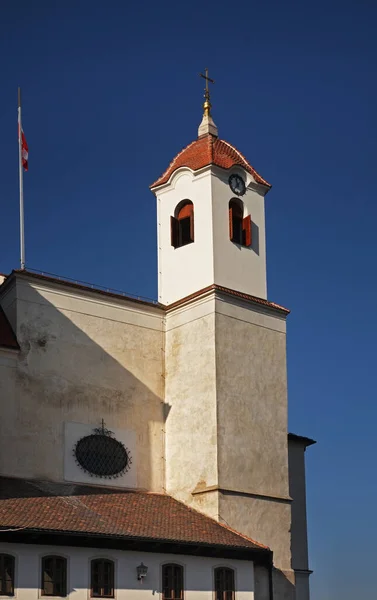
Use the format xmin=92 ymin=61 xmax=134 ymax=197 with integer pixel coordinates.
xmin=162 ymin=564 xmax=183 ymax=600
xmin=179 ymin=217 xmax=191 ymax=246
xmin=42 ymin=556 xmax=67 ymax=597
xmin=232 ymin=215 xmax=243 ymax=244
xmin=214 ymin=567 xmax=235 ymax=600
xmin=0 ymin=555 xmax=15 ymax=596
xmin=91 ymin=560 xmax=114 ymax=598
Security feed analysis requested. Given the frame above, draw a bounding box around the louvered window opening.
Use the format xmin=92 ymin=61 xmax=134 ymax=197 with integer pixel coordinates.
xmin=91 ymin=559 xmax=114 ymax=598
xmin=0 ymin=554 xmax=15 ymax=596
xmin=41 ymin=556 xmax=67 ymax=597
xmin=214 ymin=567 xmax=235 ymax=600
xmin=171 ymin=202 xmax=194 ymax=248
xmin=162 ymin=563 xmax=184 ymax=600
xmin=229 ymin=200 xmax=252 ymax=247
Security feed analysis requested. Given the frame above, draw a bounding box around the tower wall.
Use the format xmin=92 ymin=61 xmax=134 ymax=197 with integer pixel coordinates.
xmin=215 ymin=301 xmax=289 ymax=499
xmin=164 ymin=294 xmax=219 ymax=520
xmin=212 ymin=167 xmax=268 ymax=299
xmin=164 ymin=291 xmax=294 ymax=598
xmin=155 ymin=165 xmax=268 ymax=307
xmin=214 ymin=298 xmax=294 ymax=596
xmin=156 ymin=169 xmax=214 ymax=305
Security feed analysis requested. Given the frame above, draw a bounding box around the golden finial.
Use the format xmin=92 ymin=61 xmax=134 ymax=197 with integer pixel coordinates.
xmin=200 ymin=68 xmax=215 ymax=116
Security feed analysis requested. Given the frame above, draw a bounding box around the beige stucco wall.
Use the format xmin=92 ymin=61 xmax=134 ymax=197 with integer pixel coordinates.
xmin=214 ymin=298 xmax=293 ymax=596
xmin=215 ymin=305 xmax=289 ymax=500
xmin=165 ymin=291 xmax=293 ymax=596
xmin=0 ymin=274 xmax=300 ymax=600
xmin=164 ymin=295 xmax=219 ymax=518
xmin=0 ymin=273 xmax=165 ymax=491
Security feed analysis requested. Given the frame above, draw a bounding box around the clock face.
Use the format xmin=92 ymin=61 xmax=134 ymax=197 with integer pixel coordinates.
xmin=229 ymin=174 xmax=246 ymax=196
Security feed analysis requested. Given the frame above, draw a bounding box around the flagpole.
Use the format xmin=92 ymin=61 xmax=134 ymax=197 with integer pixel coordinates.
xmin=18 ymin=87 xmax=25 ymax=270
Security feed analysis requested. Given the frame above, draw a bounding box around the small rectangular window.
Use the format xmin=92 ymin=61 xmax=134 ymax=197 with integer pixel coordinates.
xmin=162 ymin=564 xmax=184 ymax=600
xmin=91 ymin=559 xmax=114 ymax=598
xmin=214 ymin=567 xmax=235 ymax=600
xmin=0 ymin=554 xmax=15 ymax=596
xmin=41 ymin=556 xmax=67 ymax=597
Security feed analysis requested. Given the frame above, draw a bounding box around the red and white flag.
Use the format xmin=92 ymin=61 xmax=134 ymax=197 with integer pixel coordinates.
xmin=18 ymin=125 xmax=28 ymax=171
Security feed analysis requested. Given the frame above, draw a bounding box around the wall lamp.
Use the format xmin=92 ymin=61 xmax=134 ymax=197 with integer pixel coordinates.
xmin=137 ymin=562 xmax=148 ymax=581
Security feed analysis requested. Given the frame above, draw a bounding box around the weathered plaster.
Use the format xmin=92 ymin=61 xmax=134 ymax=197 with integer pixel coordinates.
xmin=164 ymin=291 xmax=292 ymax=593
xmin=0 ymin=274 xmax=165 ymax=492
xmin=215 ymin=309 xmax=289 ymax=500
xmin=165 ymin=298 xmax=218 ymax=518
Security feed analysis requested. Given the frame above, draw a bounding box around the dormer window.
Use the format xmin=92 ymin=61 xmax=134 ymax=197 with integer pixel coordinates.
xmin=171 ymin=201 xmax=194 ymax=248
xmin=229 ymin=199 xmax=252 ymax=247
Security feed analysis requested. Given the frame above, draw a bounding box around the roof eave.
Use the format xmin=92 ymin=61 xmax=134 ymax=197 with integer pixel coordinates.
xmin=150 ymin=162 xmax=272 ymax=193
xmin=0 ymin=528 xmax=272 ymax=564
xmin=288 ymin=433 xmax=317 ymax=448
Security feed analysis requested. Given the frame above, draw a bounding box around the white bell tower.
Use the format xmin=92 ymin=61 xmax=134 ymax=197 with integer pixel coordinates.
xmin=150 ymin=80 xmax=271 ymax=306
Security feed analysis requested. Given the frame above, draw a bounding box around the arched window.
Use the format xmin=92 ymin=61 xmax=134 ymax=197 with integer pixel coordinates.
xmin=171 ymin=201 xmax=194 ymax=248
xmin=229 ymin=199 xmax=252 ymax=247
xmin=162 ymin=563 xmax=184 ymax=599
xmin=41 ymin=556 xmax=67 ymax=597
xmin=91 ymin=559 xmax=115 ymax=598
xmin=0 ymin=554 xmax=15 ymax=596
xmin=214 ymin=567 xmax=235 ymax=600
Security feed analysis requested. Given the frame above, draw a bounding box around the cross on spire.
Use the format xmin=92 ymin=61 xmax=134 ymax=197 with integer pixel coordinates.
xmin=200 ymin=68 xmax=215 ymax=116
xmin=198 ymin=67 xmax=218 ymax=138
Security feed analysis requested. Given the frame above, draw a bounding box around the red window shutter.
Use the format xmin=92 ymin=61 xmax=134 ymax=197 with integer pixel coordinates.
xmin=171 ymin=216 xmax=179 ymax=248
xmin=243 ymin=214 xmax=252 ymax=247
xmin=229 ymin=206 xmax=233 ymax=241
xmin=189 ymin=212 xmax=194 ymax=242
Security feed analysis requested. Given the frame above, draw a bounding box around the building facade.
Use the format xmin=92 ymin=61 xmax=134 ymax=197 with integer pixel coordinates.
xmin=0 ymin=99 xmax=314 ymax=599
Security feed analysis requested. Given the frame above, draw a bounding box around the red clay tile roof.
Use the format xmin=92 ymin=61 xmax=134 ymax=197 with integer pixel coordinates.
xmin=150 ymin=134 xmax=271 ymax=189
xmin=0 ymin=307 xmax=19 ymax=350
xmin=0 ymin=478 xmax=268 ymax=553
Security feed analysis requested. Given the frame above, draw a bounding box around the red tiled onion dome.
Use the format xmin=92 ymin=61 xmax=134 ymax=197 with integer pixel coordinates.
xmin=150 ymin=133 xmax=271 ymax=189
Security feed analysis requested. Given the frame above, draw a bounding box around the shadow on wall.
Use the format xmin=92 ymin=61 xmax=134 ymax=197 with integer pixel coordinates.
xmin=255 ymin=564 xmax=296 ymax=600
xmin=251 ymin=221 xmax=259 ymax=256
xmin=0 ymin=282 xmax=168 ymax=492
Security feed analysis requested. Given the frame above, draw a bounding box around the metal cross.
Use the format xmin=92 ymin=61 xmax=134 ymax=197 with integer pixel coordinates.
xmin=200 ymin=68 xmax=215 ymax=101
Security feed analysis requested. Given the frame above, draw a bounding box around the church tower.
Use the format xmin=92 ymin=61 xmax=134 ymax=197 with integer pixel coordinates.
xmin=151 ymin=76 xmax=297 ymax=600
xmin=151 ymin=72 xmax=271 ymax=306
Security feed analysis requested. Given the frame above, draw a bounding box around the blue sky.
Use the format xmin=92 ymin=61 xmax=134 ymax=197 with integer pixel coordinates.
xmin=1 ymin=1 xmax=376 ymax=597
